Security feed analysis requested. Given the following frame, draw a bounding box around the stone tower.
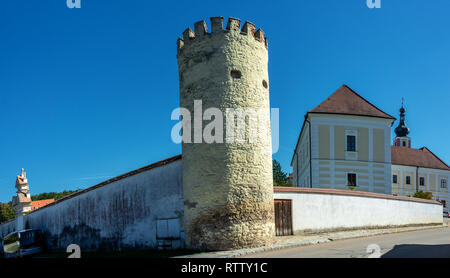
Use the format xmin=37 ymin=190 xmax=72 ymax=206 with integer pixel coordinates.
xmin=177 ymin=17 xmax=275 ymax=250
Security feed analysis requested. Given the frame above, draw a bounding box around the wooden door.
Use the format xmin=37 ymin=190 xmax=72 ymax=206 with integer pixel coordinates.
xmin=274 ymin=199 xmax=293 ymax=236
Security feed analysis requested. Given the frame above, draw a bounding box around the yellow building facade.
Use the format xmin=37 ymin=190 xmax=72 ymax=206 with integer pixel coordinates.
xmin=391 ymin=163 xmax=449 ymax=211
xmin=390 ymin=102 xmax=449 ymax=212
xmin=292 ymin=85 xmax=395 ymax=194
xmin=292 ymin=85 xmax=450 ymax=212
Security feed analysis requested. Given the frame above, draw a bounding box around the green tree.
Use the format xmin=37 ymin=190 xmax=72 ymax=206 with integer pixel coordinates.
xmin=31 ymin=189 xmax=81 ymax=201
xmin=0 ymin=189 xmax=81 ymax=224
xmin=413 ymin=191 xmax=433 ymax=200
xmin=273 ymin=159 xmax=291 ymax=186
xmin=0 ymin=202 xmax=15 ymax=224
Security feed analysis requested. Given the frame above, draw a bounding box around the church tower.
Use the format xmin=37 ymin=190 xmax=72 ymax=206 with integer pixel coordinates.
xmin=177 ymin=17 xmax=275 ymax=250
xmin=393 ymin=99 xmax=411 ymax=148
xmin=11 ymin=168 xmax=32 ymax=217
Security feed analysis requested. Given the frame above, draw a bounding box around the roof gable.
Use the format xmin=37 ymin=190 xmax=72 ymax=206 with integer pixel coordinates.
xmin=309 ymin=85 xmax=396 ymax=120
xmin=391 ymin=146 xmax=450 ymax=171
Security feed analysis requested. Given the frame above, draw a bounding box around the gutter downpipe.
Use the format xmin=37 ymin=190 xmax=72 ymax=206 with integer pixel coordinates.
xmin=305 ymin=116 xmax=313 ymax=188
xmin=416 ymin=166 xmax=419 ymax=193
xmin=296 ymin=150 xmax=299 ymax=187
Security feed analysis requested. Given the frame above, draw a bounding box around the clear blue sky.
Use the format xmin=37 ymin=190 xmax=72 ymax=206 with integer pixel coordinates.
xmin=1 ymin=0 xmax=449 ymax=202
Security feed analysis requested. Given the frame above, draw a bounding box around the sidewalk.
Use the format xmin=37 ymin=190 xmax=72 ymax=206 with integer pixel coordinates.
xmin=176 ymin=221 xmax=448 ymax=258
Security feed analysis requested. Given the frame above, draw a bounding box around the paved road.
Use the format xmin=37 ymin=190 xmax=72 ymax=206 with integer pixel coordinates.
xmin=241 ymin=224 xmax=450 ymax=258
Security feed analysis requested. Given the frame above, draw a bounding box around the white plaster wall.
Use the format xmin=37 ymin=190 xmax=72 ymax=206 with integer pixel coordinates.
xmin=274 ymin=191 xmax=442 ymax=233
xmin=0 ymin=220 xmax=16 ymax=240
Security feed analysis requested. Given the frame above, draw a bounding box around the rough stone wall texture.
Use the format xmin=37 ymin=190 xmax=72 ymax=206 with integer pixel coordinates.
xmin=177 ymin=17 xmax=275 ymax=251
xmin=0 ymin=160 xmax=184 ymax=252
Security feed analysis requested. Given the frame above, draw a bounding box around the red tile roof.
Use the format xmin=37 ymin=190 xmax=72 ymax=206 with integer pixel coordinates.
xmin=391 ymin=146 xmax=450 ymax=171
xmin=31 ymin=199 xmax=55 ymax=210
xmin=274 ymin=186 xmax=442 ymax=205
xmin=291 ymin=84 xmax=396 ymax=165
xmin=309 ymin=84 xmax=396 ymax=120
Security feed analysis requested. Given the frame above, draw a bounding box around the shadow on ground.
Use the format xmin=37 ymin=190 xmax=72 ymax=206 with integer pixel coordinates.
xmin=382 ymin=244 xmax=450 ymax=258
xmin=33 ymin=248 xmax=197 ymax=258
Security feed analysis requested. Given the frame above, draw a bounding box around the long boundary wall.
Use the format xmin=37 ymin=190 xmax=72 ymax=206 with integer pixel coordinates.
xmin=274 ymin=187 xmax=443 ymax=234
xmin=0 ymin=155 xmax=184 ymax=252
xmin=1 ymin=163 xmax=444 ymax=252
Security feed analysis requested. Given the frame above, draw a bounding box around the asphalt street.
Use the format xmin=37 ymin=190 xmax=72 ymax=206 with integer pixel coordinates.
xmin=241 ymin=223 xmax=450 ymax=258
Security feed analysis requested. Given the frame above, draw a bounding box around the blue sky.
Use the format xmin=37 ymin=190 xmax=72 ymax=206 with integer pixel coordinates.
xmin=1 ymin=0 xmax=449 ymax=202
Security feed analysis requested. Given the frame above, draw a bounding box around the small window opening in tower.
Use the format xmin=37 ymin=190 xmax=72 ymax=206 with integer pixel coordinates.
xmin=262 ymin=80 xmax=268 ymax=88
xmin=230 ymin=70 xmax=241 ymax=79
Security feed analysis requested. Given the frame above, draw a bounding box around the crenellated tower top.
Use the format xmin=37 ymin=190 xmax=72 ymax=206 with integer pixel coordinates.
xmin=177 ymin=17 xmax=268 ymax=56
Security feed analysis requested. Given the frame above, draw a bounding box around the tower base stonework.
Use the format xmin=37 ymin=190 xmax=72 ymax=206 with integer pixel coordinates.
xmin=177 ymin=17 xmax=275 ymax=251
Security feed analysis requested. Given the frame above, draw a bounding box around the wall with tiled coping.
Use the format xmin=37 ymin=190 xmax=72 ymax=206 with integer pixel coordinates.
xmin=0 ymin=156 xmax=184 ymax=252
xmin=274 ymin=187 xmax=443 ymax=234
xmin=0 ymin=168 xmax=443 ymax=252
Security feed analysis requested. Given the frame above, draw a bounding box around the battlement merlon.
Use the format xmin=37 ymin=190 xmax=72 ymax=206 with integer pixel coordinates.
xmin=194 ymin=20 xmax=207 ymax=36
xmin=176 ymin=17 xmax=268 ymax=53
xmin=211 ymin=16 xmax=223 ymax=33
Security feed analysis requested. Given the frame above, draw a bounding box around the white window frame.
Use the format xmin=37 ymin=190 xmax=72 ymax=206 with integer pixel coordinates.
xmin=419 ymin=176 xmax=425 ymax=186
xmin=441 ymin=179 xmax=447 ymax=189
xmin=393 ymin=174 xmax=398 ymax=184
xmin=345 ymin=129 xmax=358 ymax=161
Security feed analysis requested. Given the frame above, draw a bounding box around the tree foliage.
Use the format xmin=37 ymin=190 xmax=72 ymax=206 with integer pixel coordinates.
xmin=0 ymin=202 xmax=15 ymax=224
xmin=273 ymin=159 xmax=293 ymax=187
xmin=412 ymin=191 xmax=433 ymax=200
xmin=0 ymin=189 xmax=80 ymax=224
xmin=31 ymin=190 xmax=80 ymax=201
